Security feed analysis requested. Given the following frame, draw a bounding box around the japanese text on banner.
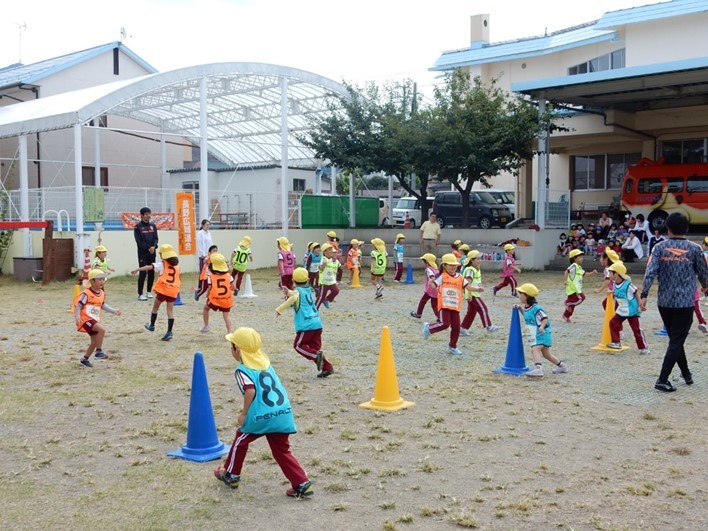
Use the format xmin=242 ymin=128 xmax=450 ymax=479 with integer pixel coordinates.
xmin=177 ymin=192 xmax=196 ymax=255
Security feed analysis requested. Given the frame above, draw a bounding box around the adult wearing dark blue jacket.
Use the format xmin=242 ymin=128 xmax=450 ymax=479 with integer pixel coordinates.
xmin=640 ymin=213 xmax=708 ymax=392
xmin=133 ymin=207 xmax=158 ymax=300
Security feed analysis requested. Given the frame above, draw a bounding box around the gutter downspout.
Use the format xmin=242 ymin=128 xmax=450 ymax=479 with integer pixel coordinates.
xmin=19 ymin=85 xmax=41 ymax=188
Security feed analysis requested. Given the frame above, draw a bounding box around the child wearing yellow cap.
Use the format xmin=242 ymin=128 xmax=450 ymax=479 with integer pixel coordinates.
xmin=214 ymin=327 xmax=313 ymax=499
xmin=201 ymin=253 xmax=235 ymax=334
xmin=275 ymin=267 xmax=334 ymax=378
xmin=493 ymin=243 xmax=522 ymax=297
xmin=423 ymin=253 xmax=469 ymax=355
xmin=277 ymin=237 xmax=296 ymax=290
xmin=230 ymin=236 xmax=252 ymax=296
xmin=606 ymin=262 xmax=650 ymax=354
xmin=393 ymin=234 xmax=406 ymax=282
xmin=345 ymin=239 xmax=361 ymax=284
xmin=317 ymin=243 xmax=341 ymax=309
xmin=595 ymin=248 xmax=621 ymax=311
xmin=75 ymin=269 xmax=122 ymax=367
xmin=460 ymin=250 xmax=499 ymax=335
xmin=305 ymin=243 xmax=322 ymax=288
xmin=562 ymin=249 xmax=597 ymax=323
xmin=370 ymin=238 xmax=388 ymax=300
xmin=515 ymin=283 xmax=567 ymax=377
xmin=131 ymin=245 xmax=181 ymax=341
xmin=91 ymin=245 xmax=115 ymax=275
xmin=326 ymin=230 xmax=344 ymax=283
xmin=195 ymin=245 xmax=218 ymax=301
xmin=411 ymin=253 xmax=440 ymax=321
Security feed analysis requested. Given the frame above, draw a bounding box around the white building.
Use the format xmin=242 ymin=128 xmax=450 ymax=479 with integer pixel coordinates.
xmin=431 ymin=0 xmax=708 ymax=222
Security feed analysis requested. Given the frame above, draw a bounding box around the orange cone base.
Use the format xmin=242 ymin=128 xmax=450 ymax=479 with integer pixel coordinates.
xmin=360 ymin=397 xmax=415 ymax=411
xmin=591 ymin=344 xmax=630 ymax=352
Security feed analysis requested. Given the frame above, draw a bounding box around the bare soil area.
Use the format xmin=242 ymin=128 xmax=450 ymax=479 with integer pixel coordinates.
xmin=1 ymin=268 xmax=706 ymax=530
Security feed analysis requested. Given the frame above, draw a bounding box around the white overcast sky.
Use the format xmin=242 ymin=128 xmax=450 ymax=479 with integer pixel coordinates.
xmin=1 ymin=0 xmax=662 ymax=93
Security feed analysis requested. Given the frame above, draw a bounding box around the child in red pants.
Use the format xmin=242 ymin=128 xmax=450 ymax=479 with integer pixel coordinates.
xmin=493 ymin=243 xmax=521 ymax=297
xmin=214 ymin=327 xmax=313 ymax=499
xmin=422 ymin=253 xmax=468 ymax=356
xmin=605 ymin=262 xmax=649 ymax=354
xmin=563 ymin=249 xmax=596 ymax=323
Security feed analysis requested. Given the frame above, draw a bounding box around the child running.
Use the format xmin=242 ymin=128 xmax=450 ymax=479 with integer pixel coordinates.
xmin=493 ymin=243 xmax=521 ymax=297
xmin=305 ymin=242 xmax=322 ymax=288
xmin=370 ymin=238 xmax=388 ymax=300
xmin=277 ymin=237 xmax=296 ymax=290
xmin=131 ymin=244 xmax=181 ymax=341
xmin=91 ymin=245 xmax=115 ymax=275
xmin=393 ymin=233 xmax=406 ymax=282
xmin=460 ymin=250 xmax=499 ymax=336
xmin=515 ymin=283 xmax=567 ymax=377
xmin=230 ymin=236 xmax=253 ymax=296
xmin=450 ymin=239 xmax=463 ymax=260
xmin=345 ymin=239 xmax=361 ymax=284
xmin=563 ymin=249 xmax=596 ymax=323
xmin=213 ymin=327 xmax=314 ymax=499
xmin=201 ymin=253 xmax=235 ymax=333
xmin=422 ymin=253 xmax=468 ymax=356
xmin=410 ymin=253 xmax=440 ymax=322
xmin=605 ymin=262 xmax=650 ymax=354
xmin=316 ymin=243 xmax=341 ymax=309
xmin=275 ymin=267 xmax=334 ymax=378
xmin=75 ymin=269 xmax=122 ymax=367
xmin=195 ymin=244 xmax=218 ymax=301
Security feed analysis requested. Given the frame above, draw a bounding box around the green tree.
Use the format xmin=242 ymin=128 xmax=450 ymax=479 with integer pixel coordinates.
xmin=429 ymin=71 xmax=542 ymax=226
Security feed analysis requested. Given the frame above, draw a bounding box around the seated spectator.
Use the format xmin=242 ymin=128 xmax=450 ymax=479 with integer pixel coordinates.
xmin=569 ymin=224 xmax=578 ymax=237
xmin=576 ymin=223 xmax=586 ymax=236
xmin=596 ymin=239 xmax=606 ymax=259
xmin=616 ymin=223 xmax=629 ymax=241
xmin=648 ymin=229 xmax=666 ymax=254
xmin=584 ymin=234 xmax=597 ymax=256
xmin=594 ymin=226 xmax=604 ymax=241
xmin=632 ymin=213 xmax=651 ymax=244
xmin=609 ymin=240 xmax=622 ymax=256
xmin=598 ymin=212 xmax=613 ymax=236
xmin=624 ymin=212 xmax=637 ymax=230
xmin=557 ymin=233 xmax=568 ymax=255
xmin=607 ymin=224 xmax=618 ymax=241
xmin=621 ymin=232 xmax=644 ymax=262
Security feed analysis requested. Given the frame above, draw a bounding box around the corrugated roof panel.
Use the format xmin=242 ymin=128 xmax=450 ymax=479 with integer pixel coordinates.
xmin=595 ymin=0 xmax=708 ymax=29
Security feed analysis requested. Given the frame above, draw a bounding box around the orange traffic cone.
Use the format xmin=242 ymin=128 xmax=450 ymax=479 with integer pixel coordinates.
xmin=81 ymin=248 xmax=91 ymax=281
xmin=592 ymin=293 xmax=629 ymax=352
xmin=350 ymin=267 xmax=363 ymax=288
xmin=360 ymin=326 xmax=415 ymax=411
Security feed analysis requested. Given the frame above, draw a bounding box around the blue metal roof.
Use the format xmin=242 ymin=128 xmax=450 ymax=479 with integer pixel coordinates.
xmin=0 ymin=42 xmax=157 ymax=90
xmin=430 ymin=23 xmax=616 ymax=72
xmin=595 ymin=0 xmax=708 ymax=29
xmin=430 ymin=0 xmax=708 ymax=72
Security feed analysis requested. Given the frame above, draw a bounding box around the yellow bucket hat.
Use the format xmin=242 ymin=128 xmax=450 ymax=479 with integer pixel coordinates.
xmin=569 ymin=249 xmax=584 ymax=259
xmin=239 ymin=237 xmax=251 ymax=249
xmin=350 ymin=238 xmax=360 ymax=246
xmin=225 ymin=328 xmax=270 ymax=370
xmin=371 ymin=238 xmax=386 ymax=251
xmin=463 ymin=249 xmax=481 ymax=266
xmin=161 ymin=248 xmax=177 ymax=260
xmin=94 ymin=245 xmax=108 ymax=253
xmin=516 ymin=283 xmax=540 ymax=297
xmin=396 ymin=233 xmax=405 ymax=241
xmin=327 ymin=231 xmax=337 ymax=238
xmin=159 ymin=243 xmax=174 ymax=253
xmin=453 ymin=239 xmax=463 ymax=247
xmin=210 ymin=253 xmax=229 ymax=272
xmin=321 ymin=243 xmax=333 ymax=254
xmin=503 ymin=243 xmax=515 ymax=251
xmin=420 ymin=253 xmax=437 ymax=267
xmin=605 ymin=249 xmax=620 ymax=263
xmin=88 ymin=269 xmax=107 ymax=280
xmin=608 ymin=261 xmax=630 ymax=280
xmin=276 ymin=236 xmax=291 ymax=251
xmin=441 ymin=253 xmax=459 ymax=266
xmin=293 ymin=267 xmax=309 ymax=284
xmin=458 ymin=243 xmax=470 ymax=253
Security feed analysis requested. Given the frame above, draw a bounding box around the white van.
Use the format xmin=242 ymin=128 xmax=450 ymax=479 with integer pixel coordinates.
xmin=392 ymin=196 xmax=435 ymax=228
xmin=483 ymin=189 xmax=516 ymax=219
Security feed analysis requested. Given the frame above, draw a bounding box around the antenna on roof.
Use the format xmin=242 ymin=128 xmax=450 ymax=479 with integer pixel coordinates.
xmin=120 ymin=26 xmax=128 ymax=43
xmin=15 ymin=22 xmax=26 ymax=64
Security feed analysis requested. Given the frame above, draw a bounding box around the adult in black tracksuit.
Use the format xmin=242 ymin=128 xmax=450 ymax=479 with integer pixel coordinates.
xmin=134 ymin=207 xmax=159 ymax=300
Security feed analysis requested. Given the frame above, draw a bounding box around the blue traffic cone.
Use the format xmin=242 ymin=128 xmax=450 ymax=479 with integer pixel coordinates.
xmin=403 ymin=263 xmax=415 ymax=284
xmin=654 ymin=326 xmax=668 ymax=336
xmin=174 ymin=292 xmax=185 ymax=305
xmin=493 ymin=308 xmax=530 ymax=376
xmin=168 ymin=352 xmax=228 ymax=462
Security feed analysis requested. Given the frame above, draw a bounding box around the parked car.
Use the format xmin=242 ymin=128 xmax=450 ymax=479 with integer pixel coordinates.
xmin=432 ymin=191 xmax=511 ymax=229
xmin=379 ymin=198 xmax=391 ymax=226
xmin=392 ymin=196 xmax=435 ymax=228
xmin=482 ymin=189 xmax=516 ymax=219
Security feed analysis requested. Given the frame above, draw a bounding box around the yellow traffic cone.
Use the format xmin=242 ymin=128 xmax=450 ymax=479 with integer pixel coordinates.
xmin=68 ymin=283 xmax=80 ymax=313
xmin=592 ymin=293 xmax=629 ymax=352
xmin=351 ymin=267 xmax=363 ymax=288
xmin=360 ymin=326 xmax=415 ymax=411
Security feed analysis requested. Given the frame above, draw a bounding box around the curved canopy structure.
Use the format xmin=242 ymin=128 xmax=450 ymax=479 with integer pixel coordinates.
xmin=0 ymin=62 xmax=348 ymax=167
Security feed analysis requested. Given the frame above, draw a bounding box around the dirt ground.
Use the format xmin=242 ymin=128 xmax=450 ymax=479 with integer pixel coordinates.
xmin=1 ymin=267 xmax=706 ymax=530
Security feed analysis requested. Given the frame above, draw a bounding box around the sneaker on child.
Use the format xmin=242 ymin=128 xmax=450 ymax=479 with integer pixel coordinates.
xmin=286 ymin=481 xmax=314 ymax=499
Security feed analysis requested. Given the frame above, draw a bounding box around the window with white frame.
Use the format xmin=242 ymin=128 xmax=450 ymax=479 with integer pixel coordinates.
xmin=568 ymin=49 xmax=625 ymax=76
xmin=571 ymin=152 xmax=641 ymax=191
xmin=293 ymin=178 xmax=306 ymax=192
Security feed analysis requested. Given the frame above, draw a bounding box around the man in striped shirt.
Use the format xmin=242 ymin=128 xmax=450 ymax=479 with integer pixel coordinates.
xmin=640 ymin=213 xmax=708 ymax=392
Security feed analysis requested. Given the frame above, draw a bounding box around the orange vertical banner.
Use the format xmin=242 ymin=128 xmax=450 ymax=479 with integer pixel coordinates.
xmin=177 ymin=192 xmax=196 ymax=255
